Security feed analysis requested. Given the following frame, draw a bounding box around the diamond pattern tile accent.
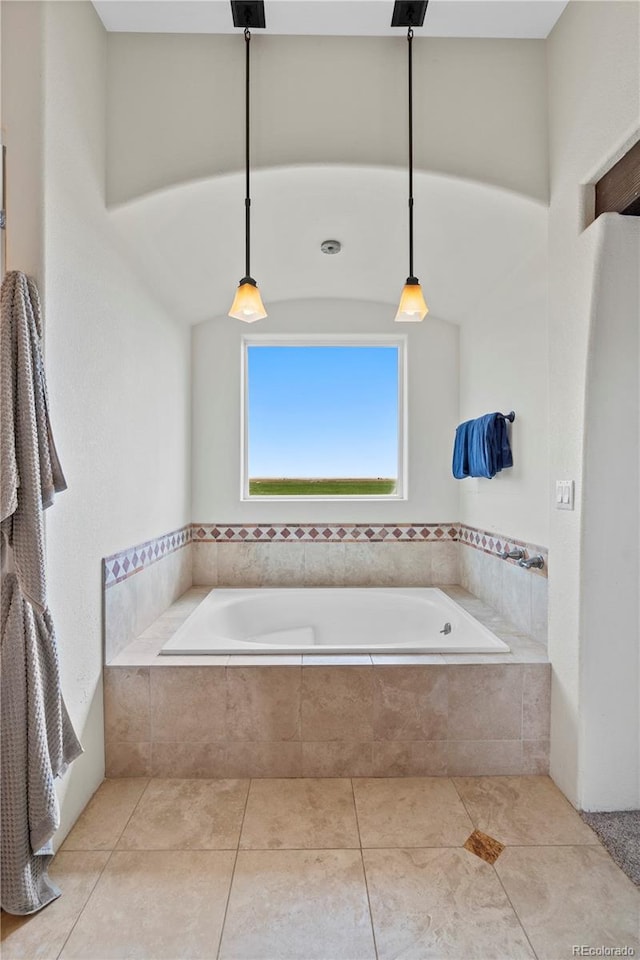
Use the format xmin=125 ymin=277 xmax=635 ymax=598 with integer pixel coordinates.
xmin=189 ymin=523 xmax=460 ymax=544
xmin=104 ymin=521 xmax=547 ymax=593
xmin=458 ymin=524 xmax=548 ymax=576
xmin=103 ymin=525 xmax=191 ymax=588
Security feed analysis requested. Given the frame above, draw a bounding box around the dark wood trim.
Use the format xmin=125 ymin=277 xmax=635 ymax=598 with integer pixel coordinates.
xmin=595 ymin=139 xmax=640 ymax=218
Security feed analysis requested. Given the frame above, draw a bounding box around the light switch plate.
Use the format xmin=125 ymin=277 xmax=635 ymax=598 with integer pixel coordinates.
xmin=555 ymin=479 xmax=575 ymax=510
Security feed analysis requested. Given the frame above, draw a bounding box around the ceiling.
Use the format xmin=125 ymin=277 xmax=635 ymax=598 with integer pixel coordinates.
xmin=108 ymin=166 xmax=547 ymax=326
xmin=92 ymin=1 xmax=568 ymax=39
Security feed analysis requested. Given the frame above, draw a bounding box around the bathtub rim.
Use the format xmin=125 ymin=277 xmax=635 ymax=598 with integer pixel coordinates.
xmin=158 ymin=586 xmax=512 ymax=657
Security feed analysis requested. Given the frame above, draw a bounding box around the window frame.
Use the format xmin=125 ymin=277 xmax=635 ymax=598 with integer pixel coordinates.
xmin=240 ymin=333 xmax=408 ymax=502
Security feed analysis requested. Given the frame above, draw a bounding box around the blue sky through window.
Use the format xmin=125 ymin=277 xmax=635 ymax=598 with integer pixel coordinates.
xmin=247 ymin=345 xmax=399 ymax=478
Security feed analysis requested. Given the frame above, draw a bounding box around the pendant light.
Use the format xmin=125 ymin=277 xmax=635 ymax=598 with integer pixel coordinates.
xmin=229 ymin=4 xmax=267 ymax=322
xmin=393 ymin=1 xmax=429 ymax=322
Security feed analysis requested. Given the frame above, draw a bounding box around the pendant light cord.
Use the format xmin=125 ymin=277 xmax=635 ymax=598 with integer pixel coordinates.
xmin=245 ymin=26 xmax=251 ymax=280
xmin=407 ymin=26 xmax=414 ymax=280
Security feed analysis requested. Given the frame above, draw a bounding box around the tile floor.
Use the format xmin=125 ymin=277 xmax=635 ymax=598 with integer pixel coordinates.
xmin=2 ymin=776 xmax=638 ymax=960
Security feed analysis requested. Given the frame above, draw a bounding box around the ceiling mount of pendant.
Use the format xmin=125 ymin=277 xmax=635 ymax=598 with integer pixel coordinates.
xmin=321 ymin=240 xmax=342 ymax=255
xmin=231 ymin=1 xmax=266 ymax=29
xmin=391 ymin=1 xmax=428 ymax=28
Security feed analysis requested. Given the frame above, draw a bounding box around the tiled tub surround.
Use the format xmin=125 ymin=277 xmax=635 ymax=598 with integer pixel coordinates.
xmin=103 ymin=523 xmax=549 ymax=778
xmin=459 ymin=534 xmax=548 ymax=643
xmin=104 ymin=586 xmax=550 ymax=779
xmin=104 ymin=523 xmax=548 ymax=657
xmin=104 ymin=526 xmax=192 ymax=588
xmin=189 ymin=524 xmax=547 ymax=642
xmin=103 ymin=524 xmax=461 ymax=661
xmin=104 ymin=528 xmax=192 ymax=662
xmin=192 ymin=539 xmax=460 ymax=589
xmin=191 ymin=523 xmax=460 ymax=590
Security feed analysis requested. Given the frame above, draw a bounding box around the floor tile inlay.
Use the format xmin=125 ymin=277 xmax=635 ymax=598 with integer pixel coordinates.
xmin=463 ymin=829 xmax=505 ymax=864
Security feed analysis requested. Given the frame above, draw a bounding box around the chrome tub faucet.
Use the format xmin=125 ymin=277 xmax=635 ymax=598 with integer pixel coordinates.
xmin=500 ymin=547 xmax=524 ymax=561
xmin=518 ymin=554 xmax=545 ymax=570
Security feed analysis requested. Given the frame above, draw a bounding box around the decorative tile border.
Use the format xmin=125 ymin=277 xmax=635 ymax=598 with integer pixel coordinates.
xmin=459 ymin=524 xmax=548 ymax=575
xmin=104 ymin=525 xmax=192 ymax=588
xmin=103 ymin=521 xmax=549 ymax=589
xmin=190 ymin=522 xmax=460 ymax=543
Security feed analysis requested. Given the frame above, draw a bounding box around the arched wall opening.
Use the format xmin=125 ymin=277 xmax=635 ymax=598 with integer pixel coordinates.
xmin=108 ymin=164 xmax=547 ymax=328
xmin=106 ymin=163 xmax=548 ymax=575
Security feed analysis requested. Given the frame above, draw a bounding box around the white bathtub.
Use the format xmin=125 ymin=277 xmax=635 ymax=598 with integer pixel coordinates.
xmin=160 ymin=587 xmax=509 ymax=656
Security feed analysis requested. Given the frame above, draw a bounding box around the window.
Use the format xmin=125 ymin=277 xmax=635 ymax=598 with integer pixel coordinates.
xmin=595 ymin=139 xmax=640 ymax=218
xmin=242 ymin=335 xmax=407 ymax=500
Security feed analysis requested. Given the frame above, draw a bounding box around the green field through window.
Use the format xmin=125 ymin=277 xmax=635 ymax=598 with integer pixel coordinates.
xmin=249 ymin=478 xmax=397 ymax=497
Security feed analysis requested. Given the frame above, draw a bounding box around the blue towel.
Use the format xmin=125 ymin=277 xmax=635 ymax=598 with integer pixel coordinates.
xmin=452 ymin=412 xmax=513 ymax=479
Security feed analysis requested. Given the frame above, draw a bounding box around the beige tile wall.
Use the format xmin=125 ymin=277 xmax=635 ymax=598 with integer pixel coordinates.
xmin=104 ymin=662 xmax=550 ymax=778
xmin=104 ymin=547 xmax=192 ymax=662
xmin=105 ymin=538 xmax=548 ymax=660
xmin=192 ymin=540 xmax=459 ymax=588
xmin=459 ymin=544 xmax=548 ymax=644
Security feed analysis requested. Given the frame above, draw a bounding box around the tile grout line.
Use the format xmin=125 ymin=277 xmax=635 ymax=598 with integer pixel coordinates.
xmin=146 ymin=665 xmax=152 ymax=755
xmin=55 ymin=848 xmax=115 ymax=960
xmin=114 ymin=777 xmax=154 ymax=847
xmin=350 ymin=778 xmax=380 ymax=960
xmin=298 ymin=662 xmax=302 ymax=751
xmin=520 ymin=663 xmax=525 ymax=756
xmin=449 ymin=775 xmax=482 ymax=852
xmin=491 ymin=863 xmax=540 ymax=960
xmin=494 ymin=842 xmax=603 ymax=849
xmin=215 ymin=778 xmax=252 ymax=960
xmin=449 ymin=774 xmax=473 ymax=825
xmin=55 ymin=777 xmax=152 ymax=959
xmin=449 ymin=777 xmax=540 ymax=960
xmin=52 ymin=842 xmax=549 ymax=852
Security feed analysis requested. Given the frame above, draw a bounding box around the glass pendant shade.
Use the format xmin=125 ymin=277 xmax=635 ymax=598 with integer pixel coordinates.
xmin=395 ymin=278 xmax=428 ymax=322
xmin=229 ymin=277 xmax=268 ymax=323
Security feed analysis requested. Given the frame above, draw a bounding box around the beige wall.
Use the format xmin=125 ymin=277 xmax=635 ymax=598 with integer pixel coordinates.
xmin=1 ymin=1 xmax=44 ymax=279
xmin=192 ymin=298 xmax=459 ymax=524
xmin=580 ymin=215 xmax=640 ymax=809
xmin=1 ymin=0 xmax=192 ymax=843
xmin=547 ymin=0 xmax=640 ymax=808
xmin=459 ymin=241 xmax=549 ymax=547
xmin=106 ymin=32 xmax=548 ymax=206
